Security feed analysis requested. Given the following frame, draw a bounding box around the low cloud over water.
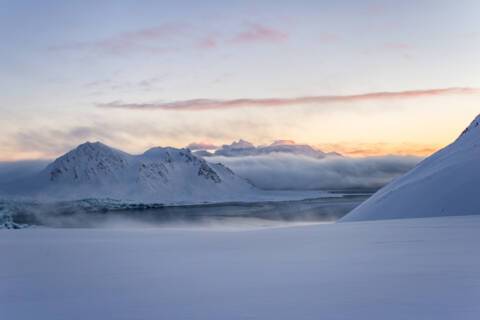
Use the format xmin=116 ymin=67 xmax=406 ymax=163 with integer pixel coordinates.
xmin=207 ymin=154 xmax=421 ymax=190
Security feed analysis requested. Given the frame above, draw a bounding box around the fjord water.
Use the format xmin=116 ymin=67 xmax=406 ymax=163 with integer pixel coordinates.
xmin=7 ymin=193 xmax=370 ymax=229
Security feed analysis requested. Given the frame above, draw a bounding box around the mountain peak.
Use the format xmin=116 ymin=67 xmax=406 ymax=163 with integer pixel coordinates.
xmin=72 ymin=141 xmax=120 ymax=154
xmin=142 ymin=147 xmax=194 ymax=162
xmin=457 ymin=114 xmax=480 ymax=140
xmin=81 ymin=141 xmax=103 ymax=146
xmin=10 ymin=142 xmax=254 ymax=202
xmin=78 ymin=141 xmax=107 ymax=148
xmin=224 ymin=139 xmax=255 ymax=149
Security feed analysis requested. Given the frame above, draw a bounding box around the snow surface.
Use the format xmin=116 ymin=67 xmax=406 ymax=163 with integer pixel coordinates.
xmin=342 ymin=114 xmax=480 ymax=221
xmin=2 ymin=215 xmax=480 ymax=319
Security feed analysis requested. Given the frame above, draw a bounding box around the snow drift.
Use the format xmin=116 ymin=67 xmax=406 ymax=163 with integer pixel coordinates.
xmin=342 ymin=114 xmax=480 ymax=221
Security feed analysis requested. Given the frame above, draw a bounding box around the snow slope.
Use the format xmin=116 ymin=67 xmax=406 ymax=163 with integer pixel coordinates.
xmin=2 ymin=215 xmax=480 ymax=319
xmin=3 ymin=142 xmax=256 ymax=203
xmin=342 ymin=114 xmax=480 ymax=221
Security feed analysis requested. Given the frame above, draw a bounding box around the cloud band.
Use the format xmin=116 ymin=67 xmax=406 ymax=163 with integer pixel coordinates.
xmin=97 ymin=87 xmax=480 ymax=111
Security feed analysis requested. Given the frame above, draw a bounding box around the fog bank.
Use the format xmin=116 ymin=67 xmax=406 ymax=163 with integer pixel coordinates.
xmin=207 ymin=154 xmax=421 ymax=190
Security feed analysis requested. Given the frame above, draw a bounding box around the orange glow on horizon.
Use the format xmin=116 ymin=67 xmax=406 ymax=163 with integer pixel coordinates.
xmin=317 ymin=142 xmax=443 ymax=158
xmin=1 ymin=141 xmax=445 ymax=162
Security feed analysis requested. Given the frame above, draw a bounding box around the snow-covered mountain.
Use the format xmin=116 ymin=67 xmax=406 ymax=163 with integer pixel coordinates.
xmin=342 ymin=114 xmax=480 ymax=221
xmin=192 ymin=150 xmax=214 ymax=157
xmin=208 ymin=139 xmax=339 ymax=158
xmin=3 ymin=142 xmax=256 ymax=203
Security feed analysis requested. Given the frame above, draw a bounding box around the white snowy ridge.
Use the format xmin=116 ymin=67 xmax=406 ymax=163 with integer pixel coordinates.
xmin=342 ymin=114 xmax=480 ymax=221
xmin=2 ymin=142 xmax=330 ymax=207
xmin=3 ymin=142 xmax=256 ymax=203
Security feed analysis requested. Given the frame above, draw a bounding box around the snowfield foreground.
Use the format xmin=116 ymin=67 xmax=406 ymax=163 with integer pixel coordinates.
xmin=2 ymin=215 xmax=480 ymax=320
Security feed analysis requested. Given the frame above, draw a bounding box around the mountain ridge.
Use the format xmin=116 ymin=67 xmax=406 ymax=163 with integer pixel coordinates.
xmin=341 ymin=114 xmax=480 ymax=221
xmin=2 ymin=142 xmax=257 ymax=203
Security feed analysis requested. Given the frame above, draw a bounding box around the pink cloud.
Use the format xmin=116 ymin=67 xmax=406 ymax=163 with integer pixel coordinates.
xmin=365 ymin=3 xmax=387 ymax=15
xmin=232 ymin=23 xmax=287 ymax=44
xmin=197 ymin=36 xmax=218 ymax=49
xmin=97 ymin=87 xmax=480 ymax=111
xmin=318 ymin=32 xmax=339 ymax=44
xmin=50 ymin=22 xmax=289 ymax=55
xmin=384 ymin=42 xmax=412 ymax=50
xmin=50 ymin=23 xmax=189 ymax=55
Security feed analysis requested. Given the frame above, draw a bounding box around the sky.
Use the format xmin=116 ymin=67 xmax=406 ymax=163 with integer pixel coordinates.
xmin=1 ymin=0 xmax=480 ymax=161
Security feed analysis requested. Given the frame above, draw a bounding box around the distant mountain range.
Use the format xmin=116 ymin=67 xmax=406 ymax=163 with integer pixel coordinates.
xmin=1 ymin=142 xmax=328 ymax=204
xmin=192 ymin=139 xmax=342 ymax=158
xmin=2 ymin=142 xmax=255 ymax=203
xmin=342 ymin=114 xmax=480 ymax=221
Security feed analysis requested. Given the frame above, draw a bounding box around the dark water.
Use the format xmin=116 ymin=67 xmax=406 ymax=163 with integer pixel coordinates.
xmin=8 ymin=193 xmax=371 ymax=228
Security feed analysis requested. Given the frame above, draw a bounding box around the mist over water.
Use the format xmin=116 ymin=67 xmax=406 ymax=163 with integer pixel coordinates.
xmin=4 ymin=194 xmax=370 ymax=230
xmin=0 ymin=159 xmax=375 ymax=230
xmin=0 ymin=154 xmax=406 ymax=231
